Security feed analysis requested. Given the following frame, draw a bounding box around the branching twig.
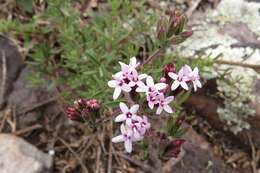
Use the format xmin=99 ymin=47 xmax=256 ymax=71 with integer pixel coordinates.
xmin=59 ymin=137 xmax=89 ymax=173
xmin=185 ymin=0 xmax=202 ymax=18
xmin=247 ymin=132 xmax=257 ymax=173
xmin=18 ymin=96 xmax=59 ymax=115
xmin=116 ymin=152 xmax=158 ymax=173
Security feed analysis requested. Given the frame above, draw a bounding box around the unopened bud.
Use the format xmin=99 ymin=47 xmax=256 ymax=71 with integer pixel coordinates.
xmin=82 ymin=108 xmax=91 ymax=119
xmin=166 ymin=148 xmax=181 ymax=158
xmin=86 ymin=99 xmax=100 ymax=110
xmin=65 ymin=107 xmax=81 ymax=121
xmin=163 ymin=63 xmax=176 ymax=77
xmin=74 ymin=99 xmax=86 ymax=109
xmin=167 ymin=17 xmax=179 ymax=37
xmin=156 ymin=16 xmax=168 ymax=43
xmin=175 ymin=15 xmax=187 ymax=35
xmin=180 ymin=31 xmax=193 ymax=39
xmin=172 ymin=139 xmax=185 ymax=147
xmin=176 ymin=114 xmax=186 ymax=126
xmin=159 ymin=77 xmax=167 ymax=83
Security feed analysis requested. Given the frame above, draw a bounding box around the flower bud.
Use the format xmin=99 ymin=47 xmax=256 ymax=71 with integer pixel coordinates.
xmin=82 ymin=108 xmax=91 ymax=119
xmin=171 ymin=35 xmax=186 ymax=44
xmin=165 ymin=148 xmax=181 ymax=158
xmin=156 ymin=16 xmax=168 ymax=43
xmin=172 ymin=139 xmax=185 ymax=147
xmin=167 ymin=17 xmax=179 ymax=37
xmin=159 ymin=77 xmax=167 ymax=83
xmin=180 ymin=31 xmax=193 ymax=39
xmin=163 ymin=63 xmax=176 ymax=77
xmin=176 ymin=114 xmax=186 ymax=126
xmin=74 ymin=98 xmax=86 ymax=109
xmin=65 ymin=107 xmax=81 ymax=121
xmin=86 ymin=99 xmax=100 ymax=110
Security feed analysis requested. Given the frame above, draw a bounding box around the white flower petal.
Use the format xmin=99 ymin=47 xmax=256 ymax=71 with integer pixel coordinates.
xmin=155 ymin=83 xmax=167 ymax=90
xmin=122 ymin=85 xmax=132 ymax=92
xmin=115 ymin=114 xmax=127 ymax=122
xmin=120 ymin=102 xmax=129 ymax=113
xmin=130 ymin=57 xmax=137 ymax=67
xmin=148 ymin=101 xmax=154 ymax=109
xmin=146 ymin=76 xmax=154 ymax=87
xmin=156 ymin=106 xmax=163 ymax=115
xmin=165 ymin=96 xmax=174 ymax=104
xmin=136 ymin=86 xmax=147 ymax=92
xmin=171 ymin=81 xmax=180 ymax=90
xmin=164 ymin=105 xmax=173 ymax=113
xmin=120 ymin=123 xmax=126 ymax=134
xmin=168 ymin=72 xmax=178 ymax=80
xmin=195 ymin=80 xmax=202 ymax=88
xmin=119 ymin=62 xmax=129 ymax=72
xmin=130 ymin=104 xmax=139 ymax=114
xmin=112 ymin=135 xmax=124 ymax=143
xmin=125 ymin=140 xmax=132 ymax=153
xmin=180 ymin=81 xmax=189 ymax=90
xmin=113 ymin=87 xmax=121 ymax=100
xmin=108 ymin=80 xmax=117 ymax=88
xmin=193 ymin=67 xmax=199 ymax=75
xmin=139 ymin=74 xmax=148 ymax=80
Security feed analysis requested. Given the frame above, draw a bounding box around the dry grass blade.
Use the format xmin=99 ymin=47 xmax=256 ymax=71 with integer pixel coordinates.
xmin=0 ymin=108 xmax=11 ymax=132
xmin=185 ymin=0 xmax=202 ymax=18
xmin=14 ymin=124 xmax=42 ymax=135
xmin=58 ymin=137 xmax=89 ymax=173
xmin=108 ymin=120 xmax=113 ymax=173
xmin=247 ymin=132 xmax=257 ymax=173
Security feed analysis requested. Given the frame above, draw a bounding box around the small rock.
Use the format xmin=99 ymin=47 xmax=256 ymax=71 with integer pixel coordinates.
xmin=0 ymin=35 xmax=24 ymax=109
xmin=0 ymin=133 xmax=52 ymax=173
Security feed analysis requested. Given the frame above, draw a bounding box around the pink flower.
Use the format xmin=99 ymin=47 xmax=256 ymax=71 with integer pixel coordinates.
xmin=138 ymin=115 xmax=151 ymax=135
xmin=108 ymin=72 xmax=132 ymax=100
xmin=156 ymin=95 xmax=174 ymax=114
xmin=128 ymin=69 xmax=147 ymax=88
xmin=112 ymin=124 xmax=134 ymax=153
xmin=188 ymin=67 xmax=202 ymax=91
xmin=168 ymin=65 xmax=191 ymax=91
xmin=115 ymin=102 xmax=139 ymax=122
xmin=136 ymin=76 xmax=167 ymax=94
xmin=119 ymin=57 xmax=140 ymax=78
xmin=146 ymin=92 xmax=161 ymax=109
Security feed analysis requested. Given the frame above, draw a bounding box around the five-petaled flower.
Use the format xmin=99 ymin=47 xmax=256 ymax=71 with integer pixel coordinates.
xmin=115 ymin=102 xmax=139 ymax=123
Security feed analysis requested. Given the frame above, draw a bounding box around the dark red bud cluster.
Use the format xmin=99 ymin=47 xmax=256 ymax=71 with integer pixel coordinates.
xmin=86 ymin=99 xmax=100 ymax=110
xmin=65 ymin=107 xmax=82 ymax=121
xmin=165 ymin=138 xmax=185 ymax=158
xmin=156 ymin=10 xmax=193 ymax=45
xmin=65 ymin=98 xmax=100 ymax=122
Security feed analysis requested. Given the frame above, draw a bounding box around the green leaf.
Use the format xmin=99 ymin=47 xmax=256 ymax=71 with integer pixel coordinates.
xmin=18 ymin=0 xmax=33 ymax=12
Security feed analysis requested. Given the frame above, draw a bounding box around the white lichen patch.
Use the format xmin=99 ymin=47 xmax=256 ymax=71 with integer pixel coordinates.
xmin=168 ymin=0 xmax=260 ymax=134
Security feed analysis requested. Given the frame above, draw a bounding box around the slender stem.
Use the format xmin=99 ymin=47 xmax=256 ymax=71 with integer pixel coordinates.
xmin=139 ymin=49 xmax=161 ymax=71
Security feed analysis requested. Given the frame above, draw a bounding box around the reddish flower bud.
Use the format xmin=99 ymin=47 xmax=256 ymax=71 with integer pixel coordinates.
xmin=163 ymin=63 xmax=175 ymax=76
xmin=82 ymin=108 xmax=91 ymax=119
xmin=74 ymin=99 xmax=86 ymax=109
xmin=166 ymin=148 xmax=181 ymax=158
xmin=156 ymin=16 xmax=168 ymax=43
xmin=65 ymin=107 xmax=81 ymax=121
xmin=181 ymin=31 xmax=193 ymax=38
xmin=86 ymin=99 xmax=100 ymax=110
xmin=172 ymin=139 xmax=185 ymax=147
xmin=171 ymin=35 xmax=185 ymax=44
xmin=176 ymin=114 xmax=186 ymax=126
xmin=159 ymin=77 xmax=167 ymax=83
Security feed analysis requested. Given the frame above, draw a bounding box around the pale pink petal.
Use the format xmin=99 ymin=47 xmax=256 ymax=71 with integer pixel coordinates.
xmin=193 ymin=83 xmax=197 ymax=92
xmin=121 ymin=85 xmax=131 ymax=92
xmin=130 ymin=57 xmax=137 ymax=67
xmin=155 ymin=83 xmax=167 ymax=90
xmin=146 ymin=76 xmax=154 ymax=87
xmin=112 ymin=135 xmax=124 ymax=143
xmin=125 ymin=140 xmax=132 ymax=153
xmin=115 ymin=114 xmax=126 ymax=122
xmin=130 ymin=104 xmax=139 ymax=114
xmin=180 ymin=81 xmax=189 ymax=90
xmin=168 ymin=72 xmax=178 ymax=80
xmin=113 ymin=87 xmax=121 ymax=100
xmin=119 ymin=62 xmax=129 ymax=72
xmin=139 ymin=74 xmax=148 ymax=80
xmin=156 ymin=106 xmax=163 ymax=115
xmin=193 ymin=67 xmax=199 ymax=75
xmin=120 ymin=123 xmax=126 ymax=134
xmin=108 ymin=80 xmax=117 ymax=88
xmin=165 ymin=96 xmax=174 ymax=104
xmin=136 ymin=86 xmax=147 ymax=92
xmin=171 ymin=81 xmax=180 ymax=90
xmin=128 ymin=81 xmax=136 ymax=87
xmin=195 ymin=80 xmax=202 ymax=88
xmin=120 ymin=102 xmax=129 ymax=114
xmin=148 ymin=101 xmax=154 ymax=109
xmin=164 ymin=105 xmax=173 ymax=113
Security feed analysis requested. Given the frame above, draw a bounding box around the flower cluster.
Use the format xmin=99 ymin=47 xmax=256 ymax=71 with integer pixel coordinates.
xmin=108 ymin=57 xmax=202 ymax=153
xmin=112 ymin=103 xmax=150 ymax=153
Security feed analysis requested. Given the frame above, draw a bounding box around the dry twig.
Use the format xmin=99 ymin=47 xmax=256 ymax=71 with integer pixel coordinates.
xmin=0 ymin=108 xmax=11 ymax=132
xmin=247 ymin=132 xmax=257 ymax=173
xmin=185 ymin=0 xmax=202 ymax=18
xmin=14 ymin=124 xmax=42 ymax=135
xmin=163 ymin=149 xmax=186 ymax=173
xmin=107 ymin=120 xmax=113 ymax=173
xmin=58 ymin=137 xmax=89 ymax=173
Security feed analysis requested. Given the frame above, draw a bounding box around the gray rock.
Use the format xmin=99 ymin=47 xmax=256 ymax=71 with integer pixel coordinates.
xmin=7 ymin=65 xmax=59 ymax=128
xmin=0 ymin=134 xmax=52 ymax=173
xmin=0 ymin=35 xmax=24 ymax=109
